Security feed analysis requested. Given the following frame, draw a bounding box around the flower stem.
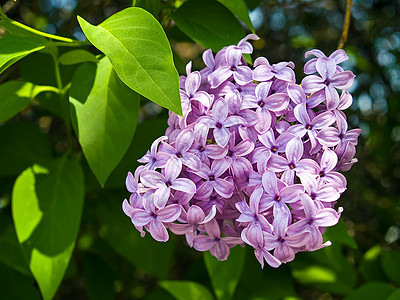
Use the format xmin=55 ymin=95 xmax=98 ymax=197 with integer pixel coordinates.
xmin=51 ymin=51 xmax=73 ymax=153
xmin=8 ymin=19 xmax=76 ymax=42
xmin=338 ymin=0 xmax=353 ymax=49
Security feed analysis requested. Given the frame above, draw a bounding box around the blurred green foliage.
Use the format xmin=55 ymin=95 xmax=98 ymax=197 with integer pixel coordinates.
xmin=0 ymin=0 xmax=399 ymax=299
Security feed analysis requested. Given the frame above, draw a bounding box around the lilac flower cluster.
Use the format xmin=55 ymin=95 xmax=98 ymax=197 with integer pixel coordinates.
xmin=122 ymin=35 xmax=361 ymax=268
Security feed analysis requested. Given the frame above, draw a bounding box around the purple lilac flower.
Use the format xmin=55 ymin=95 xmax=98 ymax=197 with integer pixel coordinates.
xmin=253 ymin=57 xmax=295 ymax=83
xmin=263 ymin=209 xmax=311 ymax=263
xmin=169 ymin=205 xmax=216 ymax=247
xmin=198 ymin=98 xmax=246 ymax=147
xmin=242 ymin=81 xmax=289 ymax=133
xmin=140 ymin=158 xmax=196 ymax=209
xmin=288 ymin=193 xmax=342 ymax=250
xmin=301 ymin=57 xmax=355 ymax=110
xmin=193 ymin=219 xmax=243 ymax=261
xmin=138 ymin=136 xmax=168 ymax=170
xmin=194 ymin=159 xmax=235 ymax=200
xmin=268 ymin=136 xmax=319 ymax=185
xmin=288 ymin=102 xmax=336 ymax=154
xmin=241 ymin=224 xmax=281 ymax=268
xmin=209 ymin=46 xmax=253 ymax=88
xmin=159 ymin=129 xmax=202 ymax=171
xmin=123 ymin=36 xmax=361 ymax=267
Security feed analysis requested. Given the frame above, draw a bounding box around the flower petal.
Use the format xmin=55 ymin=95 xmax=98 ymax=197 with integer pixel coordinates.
xmin=149 ymin=219 xmax=169 ymax=242
xmin=157 ymin=204 xmax=182 ymax=222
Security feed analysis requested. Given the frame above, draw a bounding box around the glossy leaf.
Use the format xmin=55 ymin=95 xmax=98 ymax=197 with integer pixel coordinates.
xmin=69 ymin=57 xmax=139 ymax=187
xmin=77 ymin=7 xmax=182 ymax=115
xmin=12 ymin=158 xmax=84 ymax=300
xmin=98 ymin=198 xmax=174 ymax=279
xmin=0 ymin=122 xmax=52 ymax=176
xmin=343 ymin=282 xmax=394 ymax=300
xmin=172 ymin=0 xmax=245 ymax=51
xmin=59 ymin=49 xmax=98 ymax=65
xmin=217 ymin=0 xmax=254 ymax=32
xmin=160 ymin=281 xmax=214 ymax=300
xmin=0 ymin=80 xmax=59 ymax=122
xmin=0 ymin=34 xmax=46 ymax=74
xmin=204 ymin=246 xmax=246 ymax=300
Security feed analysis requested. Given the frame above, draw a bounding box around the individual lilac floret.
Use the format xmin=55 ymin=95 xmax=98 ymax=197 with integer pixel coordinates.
xmin=304 ymin=49 xmax=349 ymax=74
xmin=301 ymin=57 xmax=355 ymax=110
xmin=288 ymin=193 xmax=342 ymax=250
xmin=140 ymin=158 xmax=196 ymax=209
xmin=209 ymin=45 xmax=253 ymax=88
xmin=193 ymin=219 xmax=243 ymax=261
xmin=122 ymin=37 xmax=361 ymax=268
xmin=198 ymin=98 xmax=246 ymax=147
xmin=253 ymin=57 xmax=295 ymax=83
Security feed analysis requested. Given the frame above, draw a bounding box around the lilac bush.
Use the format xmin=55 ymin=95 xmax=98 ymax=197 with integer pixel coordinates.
xmin=122 ymin=35 xmax=361 ymax=268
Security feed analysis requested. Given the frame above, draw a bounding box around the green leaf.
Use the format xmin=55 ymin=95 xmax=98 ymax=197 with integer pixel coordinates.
xmin=172 ymin=0 xmax=245 ymax=51
xmin=359 ymin=245 xmax=386 ymax=282
xmin=217 ymin=0 xmax=254 ymax=32
xmin=290 ymin=244 xmax=356 ymax=295
xmin=82 ymin=252 xmax=116 ymax=300
xmin=0 ymin=263 xmax=41 ymax=300
xmin=98 ymin=197 xmax=174 ymax=279
xmin=0 ymin=122 xmax=52 ymax=176
xmin=0 ymin=80 xmax=59 ymax=122
xmin=343 ymin=282 xmax=394 ymax=300
xmin=20 ymin=51 xmax=78 ymax=87
xmin=59 ymin=49 xmax=98 ymax=65
xmin=69 ymin=57 xmax=140 ymax=186
xmin=77 ymin=7 xmax=182 ymax=115
xmin=160 ymin=281 xmax=214 ymax=300
xmin=0 ymin=225 xmax=31 ymax=277
xmin=0 ymin=34 xmax=46 ymax=74
xmin=105 ymin=115 xmax=168 ymax=189
xmin=12 ymin=158 xmax=84 ymax=300
xmin=388 ymin=289 xmax=400 ymax=300
xmin=235 ymin=248 xmax=297 ymax=299
xmin=204 ymin=246 xmax=245 ymax=300
xmin=381 ymin=249 xmax=400 ymax=285
xmin=136 ymin=0 xmax=162 ymax=17
xmin=323 ymin=220 xmax=358 ymax=249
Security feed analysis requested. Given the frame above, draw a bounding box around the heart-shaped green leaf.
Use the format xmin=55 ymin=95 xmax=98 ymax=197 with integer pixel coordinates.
xmin=12 ymin=158 xmax=84 ymax=300
xmin=69 ymin=57 xmax=139 ymax=187
xmin=77 ymin=7 xmax=181 ymax=115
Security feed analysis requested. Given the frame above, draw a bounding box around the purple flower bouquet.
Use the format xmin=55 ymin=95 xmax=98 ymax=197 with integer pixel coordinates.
xmin=122 ymin=35 xmax=361 ymax=268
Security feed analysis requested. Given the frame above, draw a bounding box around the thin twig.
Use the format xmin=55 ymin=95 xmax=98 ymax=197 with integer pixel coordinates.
xmin=338 ymin=0 xmax=353 ymax=49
